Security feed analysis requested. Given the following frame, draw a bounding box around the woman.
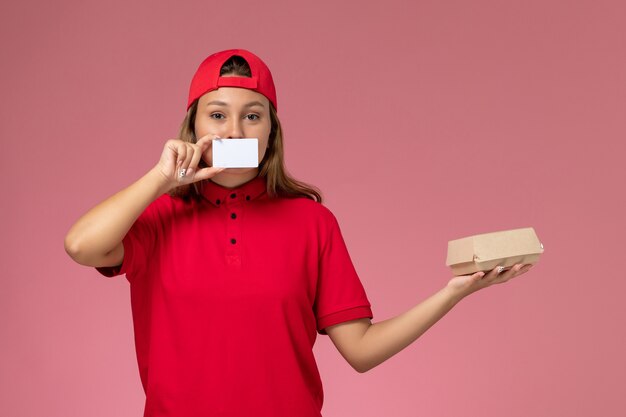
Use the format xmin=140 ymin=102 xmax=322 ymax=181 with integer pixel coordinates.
xmin=64 ymin=48 xmax=533 ymax=417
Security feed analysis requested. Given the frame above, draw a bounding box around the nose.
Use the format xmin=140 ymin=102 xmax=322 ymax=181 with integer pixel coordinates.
xmin=226 ymin=118 xmax=245 ymax=139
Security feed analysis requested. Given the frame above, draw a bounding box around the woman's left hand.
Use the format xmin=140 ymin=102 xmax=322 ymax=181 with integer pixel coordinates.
xmin=446 ymin=263 xmax=534 ymax=300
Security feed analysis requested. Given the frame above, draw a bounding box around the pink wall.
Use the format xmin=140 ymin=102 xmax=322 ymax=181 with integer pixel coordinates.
xmin=2 ymin=0 xmax=625 ymax=416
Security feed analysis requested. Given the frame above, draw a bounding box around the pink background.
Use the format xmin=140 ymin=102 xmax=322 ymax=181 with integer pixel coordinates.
xmin=2 ymin=0 xmax=625 ymax=416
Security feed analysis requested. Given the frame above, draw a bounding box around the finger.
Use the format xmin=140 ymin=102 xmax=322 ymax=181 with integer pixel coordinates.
xmin=186 ymin=143 xmax=204 ymax=177
xmin=510 ymin=263 xmax=533 ymax=278
xmin=512 ymin=263 xmax=533 ymax=275
xmin=496 ymin=263 xmax=524 ymax=283
xmin=198 ymin=134 xmax=220 ymax=165
xmin=484 ymin=264 xmax=514 ymax=283
xmin=175 ymin=142 xmax=187 ymax=170
xmin=472 ymin=271 xmax=486 ymax=280
xmin=193 ymin=166 xmax=226 ymax=182
xmin=483 ymin=265 xmax=504 ymax=282
xmin=196 ymin=133 xmax=221 ymax=149
xmin=471 ymin=270 xmax=487 ymax=285
xmin=180 ymin=143 xmax=195 ymax=178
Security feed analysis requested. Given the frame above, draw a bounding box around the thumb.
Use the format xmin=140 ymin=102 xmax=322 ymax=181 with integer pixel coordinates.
xmin=192 ymin=166 xmax=226 ymax=182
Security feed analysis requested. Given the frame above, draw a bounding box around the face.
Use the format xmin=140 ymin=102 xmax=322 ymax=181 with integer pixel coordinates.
xmin=194 ymin=83 xmax=272 ymax=184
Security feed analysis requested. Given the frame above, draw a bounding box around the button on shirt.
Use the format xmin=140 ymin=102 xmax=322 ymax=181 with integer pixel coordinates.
xmin=95 ymin=174 xmax=374 ymax=417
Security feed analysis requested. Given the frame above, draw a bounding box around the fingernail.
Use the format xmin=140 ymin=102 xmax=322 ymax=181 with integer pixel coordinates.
xmin=186 ymin=167 xmax=194 ymax=176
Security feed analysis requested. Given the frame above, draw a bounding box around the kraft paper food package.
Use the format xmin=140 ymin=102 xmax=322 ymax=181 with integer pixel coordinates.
xmin=446 ymin=227 xmax=544 ymax=276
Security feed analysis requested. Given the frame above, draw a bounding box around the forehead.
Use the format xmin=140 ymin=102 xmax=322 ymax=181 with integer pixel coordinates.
xmin=199 ymin=87 xmax=269 ymax=107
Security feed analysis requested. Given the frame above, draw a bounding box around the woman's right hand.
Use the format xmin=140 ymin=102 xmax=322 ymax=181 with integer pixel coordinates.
xmin=65 ymin=133 xmax=225 ymax=266
xmin=153 ymin=134 xmax=225 ymax=192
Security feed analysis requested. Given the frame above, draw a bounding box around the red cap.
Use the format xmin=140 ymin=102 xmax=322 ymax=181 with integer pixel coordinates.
xmin=187 ymin=48 xmax=278 ymax=112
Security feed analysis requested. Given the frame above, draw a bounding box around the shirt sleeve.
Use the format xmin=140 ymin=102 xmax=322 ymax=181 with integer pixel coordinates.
xmin=94 ymin=201 xmax=158 ymax=280
xmin=314 ymin=208 xmax=373 ymax=335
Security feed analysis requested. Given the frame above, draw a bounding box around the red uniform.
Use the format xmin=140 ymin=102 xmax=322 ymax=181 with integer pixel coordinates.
xmin=96 ymin=174 xmax=374 ymax=417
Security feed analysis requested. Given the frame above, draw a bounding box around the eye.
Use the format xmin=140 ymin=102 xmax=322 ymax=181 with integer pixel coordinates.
xmin=210 ymin=113 xmax=224 ymax=120
xmin=246 ymin=114 xmax=260 ymax=121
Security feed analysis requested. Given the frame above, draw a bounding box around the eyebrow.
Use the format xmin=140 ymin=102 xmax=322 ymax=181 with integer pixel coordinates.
xmin=206 ymin=100 xmax=265 ymax=109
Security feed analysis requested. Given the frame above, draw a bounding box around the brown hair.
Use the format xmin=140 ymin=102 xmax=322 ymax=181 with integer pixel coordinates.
xmin=168 ymin=55 xmax=323 ymax=204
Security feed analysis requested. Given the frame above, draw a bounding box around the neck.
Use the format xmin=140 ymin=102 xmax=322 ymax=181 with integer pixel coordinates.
xmin=209 ymin=168 xmax=259 ymax=189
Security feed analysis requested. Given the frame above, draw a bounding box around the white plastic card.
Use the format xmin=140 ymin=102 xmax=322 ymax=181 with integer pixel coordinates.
xmin=212 ymin=138 xmax=258 ymax=168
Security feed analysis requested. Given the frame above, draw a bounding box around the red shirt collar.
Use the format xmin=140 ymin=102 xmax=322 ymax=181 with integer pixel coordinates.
xmin=200 ymin=174 xmax=267 ymax=207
